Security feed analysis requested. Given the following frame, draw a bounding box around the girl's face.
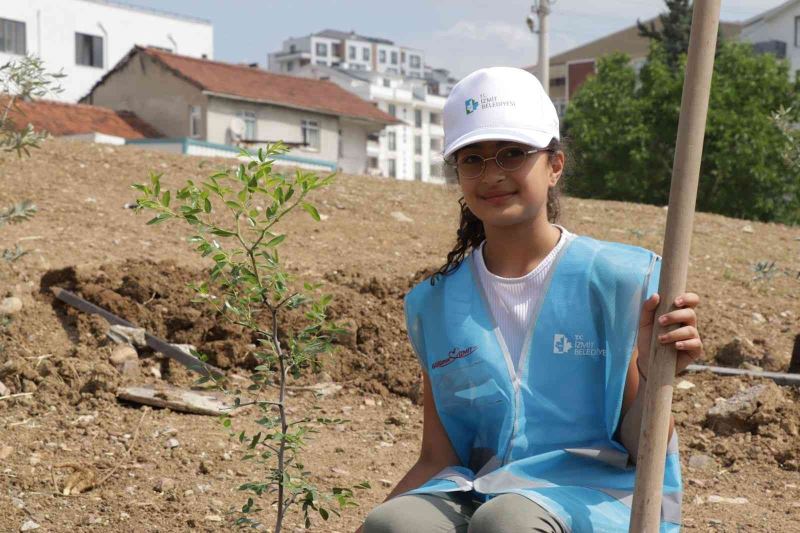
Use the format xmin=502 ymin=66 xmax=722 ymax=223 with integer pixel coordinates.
xmin=455 ymin=140 xmax=564 ymax=228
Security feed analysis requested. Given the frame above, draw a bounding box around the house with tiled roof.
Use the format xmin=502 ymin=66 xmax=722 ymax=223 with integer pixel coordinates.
xmin=82 ymin=46 xmax=398 ymax=173
xmin=3 ymin=96 xmax=161 ymax=144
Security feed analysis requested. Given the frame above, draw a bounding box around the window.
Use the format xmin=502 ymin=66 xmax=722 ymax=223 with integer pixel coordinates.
xmin=796 ymin=16 xmax=800 ymax=47
xmin=286 ymin=61 xmax=294 ymax=72
xmin=238 ymin=111 xmax=257 ymax=140
xmin=388 ymin=131 xmax=396 ymax=151
xmin=315 ymin=42 xmax=328 ymax=56
xmin=414 ymin=109 xmax=422 ymax=128
xmin=388 ymin=103 xmax=396 ymax=117
xmin=388 ymin=158 xmax=396 ymax=178
xmin=383 ymin=78 xmax=390 ymax=88
xmin=414 ymin=135 xmax=422 ymax=155
xmin=368 ymin=157 xmax=378 ymax=169
xmin=429 ymin=112 xmax=441 ymax=125
xmin=414 ymin=161 xmax=422 ymax=180
xmin=430 ymin=163 xmax=442 ymax=178
xmin=401 ymin=51 xmax=406 ymax=63
xmin=301 ymin=119 xmax=320 ymax=150
xmin=379 ymin=50 xmax=386 ymax=63
xmin=289 ymin=44 xmax=296 ymax=53
xmin=390 ymin=51 xmax=398 ymax=65
xmin=410 ymin=55 xmax=421 ymax=68
xmin=430 ymin=137 xmax=442 ymax=151
xmin=189 ymin=106 xmax=202 ymax=138
xmin=0 ymin=18 xmax=25 ymax=55
xmin=349 ymin=45 xmax=356 ymax=59
xmin=552 ymin=76 xmax=566 ymax=87
xmin=362 ymin=47 xmax=370 ymax=61
xmin=75 ymin=32 xmax=103 ymax=67
xmin=315 ymin=60 xmax=327 ymax=66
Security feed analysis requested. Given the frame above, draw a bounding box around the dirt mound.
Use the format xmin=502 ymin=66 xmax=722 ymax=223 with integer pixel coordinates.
xmin=30 ymin=259 xmax=427 ymax=402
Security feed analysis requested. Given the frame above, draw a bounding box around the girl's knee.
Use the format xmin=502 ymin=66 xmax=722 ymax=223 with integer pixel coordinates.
xmin=362 ymin=493 xmax=471 ymax=533
xmin=469 ymin=494 xmax=562 ymax=533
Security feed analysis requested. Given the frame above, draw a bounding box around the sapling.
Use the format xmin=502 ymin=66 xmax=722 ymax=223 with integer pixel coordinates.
xmin=133 ymin=143 xmax=369 ymax=531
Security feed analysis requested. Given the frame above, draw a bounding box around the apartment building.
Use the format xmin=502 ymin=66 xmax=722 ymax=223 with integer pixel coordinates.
xmin=0 ymin=0 xmax=212 ymax=103
xmin=740 ymin=0 xmax=800 ymax=80
xmin=295 ymin=63 xmax=446 ymax=183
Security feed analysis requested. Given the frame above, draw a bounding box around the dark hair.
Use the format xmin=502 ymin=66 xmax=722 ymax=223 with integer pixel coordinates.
xmin=431 ymin=138 xmax=566 ymax=284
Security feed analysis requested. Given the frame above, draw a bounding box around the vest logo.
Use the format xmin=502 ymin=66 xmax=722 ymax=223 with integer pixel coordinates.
xmin=432 ymin=345 xmax=478 ymax=369
xmin=553 ymin=333 xmax=607 ymax=357
xmin=465 ymin=98 xmax=479 ymax=115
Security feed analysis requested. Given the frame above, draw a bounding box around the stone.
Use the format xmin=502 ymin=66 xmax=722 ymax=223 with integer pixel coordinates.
xmin=742 ymin=224 xmax=754 ymax=233
xmin=379 ymin=479 xmax=392 ymax=488
xmin=165 ymin=438 xmax=179 ymax=449
xmin=330 ymin=467 xmax=350 ymax=476
xmin=74 ymin=415 xmax=95 ymax=428
xmin=751 ymin=312 xmax=766 ymax=324
xmin=676 ymin=380 xmax=695 ymax=390
xmin=0 ymin=446 xmax=14 ymax=460
xmin=0 ymin=381 xmax=9 ymax=396
xmin=715 ymin=337 xmax=761 ymax=367
xmin=707 ymin=495 xmax=748 ymax=505
xmin=390 ymin=211 xmax=414 ymax=223
xmin=705 ymin=383 xmax=785 ymax=436
xmin=149 ymin=366 xmax=162 ymax=379
xmin=364 ymin=397 xmax=376 ymax=406
xmin=107 ymin=325 xmax=147 ymax=348
xmin=154 ymin=478 xmax=175 ymax=493
xmin=0 ymin=297 xmax=23 ymax=316
xmin=688 ymin=454 xmax=715 ymax=471
xmin=109 ymin=345 xmax=138 ymax=376
xmin=19 ymin=519 xmax=39 ymax=531
xmin=204 ymin=515 xmax=223 ymax=523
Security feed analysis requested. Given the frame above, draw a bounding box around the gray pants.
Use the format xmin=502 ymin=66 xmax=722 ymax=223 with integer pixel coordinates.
xmin=362 ymin=492 xmax=566 ymax=533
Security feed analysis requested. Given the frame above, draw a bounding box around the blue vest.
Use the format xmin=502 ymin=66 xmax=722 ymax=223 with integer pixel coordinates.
xmin=402 ymin=235 xmax=682 ymax=533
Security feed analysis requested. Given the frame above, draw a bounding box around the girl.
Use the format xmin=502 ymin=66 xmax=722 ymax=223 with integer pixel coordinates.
xmin=358 ymin=67 xmax=702 ymax=533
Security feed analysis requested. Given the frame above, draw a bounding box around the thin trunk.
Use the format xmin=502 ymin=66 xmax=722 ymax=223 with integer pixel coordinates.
xmin=273 ymin=309 xmax=288 ymax=533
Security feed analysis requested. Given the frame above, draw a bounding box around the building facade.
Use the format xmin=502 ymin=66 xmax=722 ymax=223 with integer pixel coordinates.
xmin=295 ymin=64 xmax=446 ymax=184
xmin=0 ymin=0 xmax=212 ymax=103
xmin=268 ymin=29 xmax=425 ymax=79
xmin=740 ymin=0 xmax=800 ymax=80
xmin=83 ymin=47 xmax=396 ymax=174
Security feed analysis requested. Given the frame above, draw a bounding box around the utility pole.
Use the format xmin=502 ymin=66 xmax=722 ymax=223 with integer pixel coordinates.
xmin=526 ymin=1 xmax=553 ymax=95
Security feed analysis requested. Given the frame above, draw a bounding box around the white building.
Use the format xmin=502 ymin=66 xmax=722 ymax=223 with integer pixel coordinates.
xmin=0 ymin=0 xmax=212 ymax=102
xmin=296 ymin=64 xmax=446 ymax=183
xmin=740 ymin=0 xmax=800 ymax=80
xmin=268 ymin=29 xmax=425 ymax=79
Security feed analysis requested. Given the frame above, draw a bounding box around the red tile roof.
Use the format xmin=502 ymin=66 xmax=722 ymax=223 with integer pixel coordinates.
xmin=4 ymin=97 xmax=162 ymax=138
xmin=107 ymin=47 xmax=397 ymax=125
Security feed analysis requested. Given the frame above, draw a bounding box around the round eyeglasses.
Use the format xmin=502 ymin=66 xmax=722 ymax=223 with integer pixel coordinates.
xmin=452 ymin=145 xmax=551 ymax=180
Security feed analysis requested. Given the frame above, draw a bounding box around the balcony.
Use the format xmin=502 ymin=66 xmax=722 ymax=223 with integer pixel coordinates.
xmin=367 ymin=140 xmax=380 ymax=157
xmin=428 ymin=123 xmax=444 ymax=138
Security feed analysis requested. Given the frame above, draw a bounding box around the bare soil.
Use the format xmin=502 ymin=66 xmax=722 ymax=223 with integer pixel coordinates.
xmin=1 ymin=139 xmax=799 ymax=532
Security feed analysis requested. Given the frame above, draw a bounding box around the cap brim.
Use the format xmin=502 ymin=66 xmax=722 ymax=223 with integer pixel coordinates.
xmin=443 ymin=128 xmax=556 ymax=160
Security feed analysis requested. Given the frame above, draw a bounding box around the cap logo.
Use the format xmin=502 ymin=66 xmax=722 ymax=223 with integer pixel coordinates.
xmin=465 ymin=98 xmax=479 ymax=115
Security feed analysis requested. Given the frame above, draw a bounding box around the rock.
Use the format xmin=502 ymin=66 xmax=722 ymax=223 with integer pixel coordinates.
xmin=74 ymin=415 xmax=95 ymax=428
xmin=742 ymin=224 xmax=754 ymax=233
xmin=379 ymin=479 xmax=392 ymax=488
xmin=0 ymin=297 xmax=23 ymax=316
xmin=165 ymin=438 xmax=179 ymax=449
xmin=706 ymin=383 xmax=785 ymax=436
xmin=107 ymin=325 xmax=147 ymax=348
xmin=715 ymin=337 xmax=761 ymax=367
xmin=154 ymin=478 xmax=176 ymax=493
xmin=364 ymin=397 xmax=376 ymax=406
xmin=330 ymin=467 xmax=350 ymax=476
xmin=204 ymin=515 xmax=223 ymax=523
xmin=751 ymin=312 xmax=766 ymax=324
xmin=0 ymin=446 xmax=13 ymax=460
xmin=688 ymin=454 xmax=715 ymax=471
xmin=29 ymin=453 xmax=41 ymax=466
xmin=149 ymin=366 xmax=162 ymax=379
xmin=707 ymin=495 xmax=748 ymax=505
xmin=19 ymin=519 xmax=39 ymax=531
xmin=0 ymin=381 xmax=9 ymax=396
xmin=109 ymin=345 xmax=138 ymax=376
xmin=675 ymin=380 xmax=695 ymax=390
xmin=390 ymin=211 xmax=414 ymax=223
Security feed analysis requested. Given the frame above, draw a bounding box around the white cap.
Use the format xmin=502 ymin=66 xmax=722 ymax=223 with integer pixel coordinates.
xmin=443 ymin=67 xmax=559 ymax=159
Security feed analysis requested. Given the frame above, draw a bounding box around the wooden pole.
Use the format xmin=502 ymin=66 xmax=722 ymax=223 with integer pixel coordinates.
xmin=629 ymin=1 xmax=721 ymax=531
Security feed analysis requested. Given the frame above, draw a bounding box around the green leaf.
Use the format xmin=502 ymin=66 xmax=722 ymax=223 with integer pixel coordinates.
xmin=301 ymin=202 xmax=320 ymax=221
xmin=210 ymin=228 xmax=236 ymax=237
xmin=265 ymin=234 xmax=285 ymax=247
xmin=146 ymin=213 xmax=171 ymax=225
xmin=160 ymin=190 xmax=170 ymax=207
xmin=203 ymin=196 xmax=212 ymax=213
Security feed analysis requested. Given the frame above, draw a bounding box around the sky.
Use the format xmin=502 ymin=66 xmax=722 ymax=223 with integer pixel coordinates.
xmin=127 ymin=0 xmax=785 ymax=78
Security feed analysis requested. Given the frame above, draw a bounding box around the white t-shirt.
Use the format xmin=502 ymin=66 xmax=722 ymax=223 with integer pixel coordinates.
xmin=473 ymin=224 xmax=576 ymax=372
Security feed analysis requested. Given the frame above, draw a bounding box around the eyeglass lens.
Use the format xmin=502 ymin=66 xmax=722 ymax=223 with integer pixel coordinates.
xmin=457 ymin=146 xmax=529 ymax=179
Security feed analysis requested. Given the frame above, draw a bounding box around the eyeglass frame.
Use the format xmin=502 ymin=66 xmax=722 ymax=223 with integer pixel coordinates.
xmin=446 ymin=145 xmax=554 ymax=180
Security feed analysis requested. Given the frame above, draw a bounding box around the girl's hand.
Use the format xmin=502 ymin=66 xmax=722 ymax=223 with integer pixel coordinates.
xmin=636 ymin=292 xmax=703 ymax=379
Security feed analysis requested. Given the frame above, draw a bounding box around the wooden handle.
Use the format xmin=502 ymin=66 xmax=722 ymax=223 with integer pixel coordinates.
xmin=629 ymin=1 xmax=721 ymax=531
